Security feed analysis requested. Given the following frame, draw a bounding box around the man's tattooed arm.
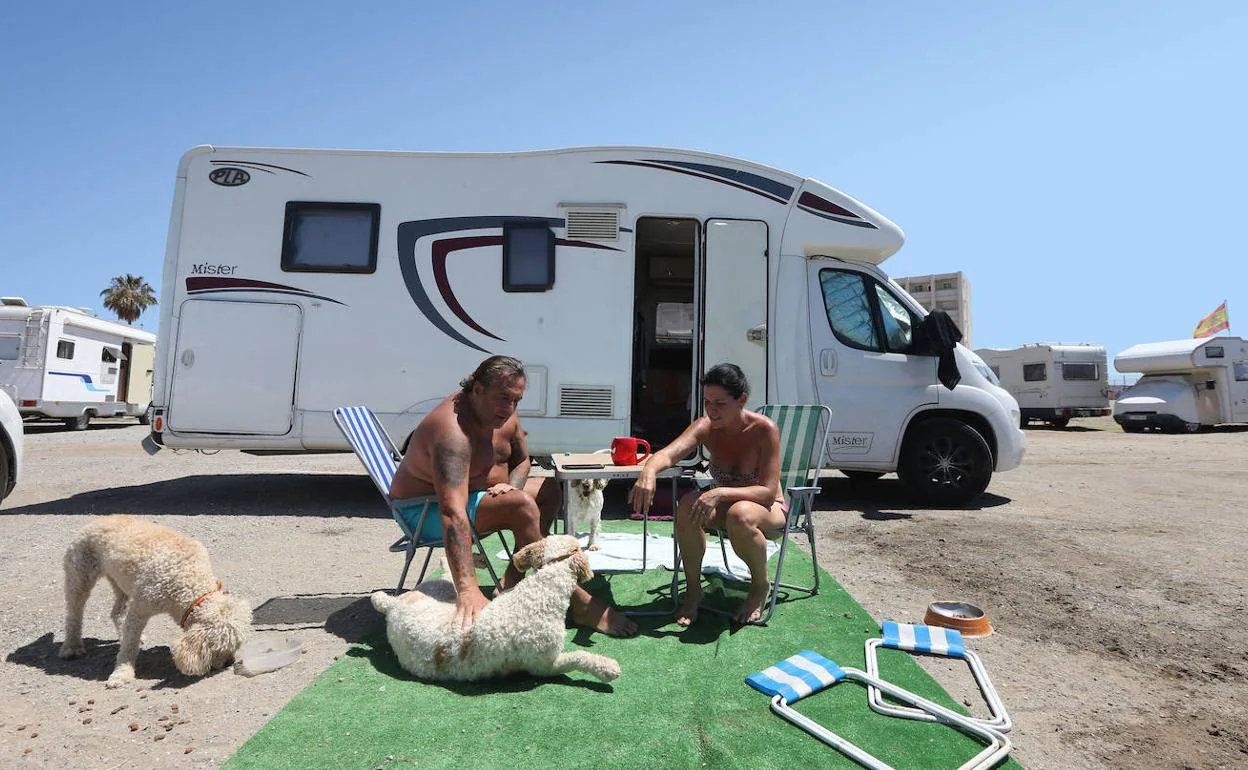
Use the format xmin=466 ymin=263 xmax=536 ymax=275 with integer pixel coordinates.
xmin=432 ymin=433 xmax=476 ymax=593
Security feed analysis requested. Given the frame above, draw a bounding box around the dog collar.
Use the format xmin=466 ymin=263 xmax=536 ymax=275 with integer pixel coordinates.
xmin=180 ymin=580 xmax=224 ymax=628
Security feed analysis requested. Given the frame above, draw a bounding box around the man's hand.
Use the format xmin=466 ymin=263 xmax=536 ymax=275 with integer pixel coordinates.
xmin=486 ymin=483 xmax=520 ymax=497
xmin=453 ymin=589 xmax=490 ymax=631
xmin=690 ymin=488 xmax=726 ymax=524
xmin=630 ymin=471 xmax=656 ymax=515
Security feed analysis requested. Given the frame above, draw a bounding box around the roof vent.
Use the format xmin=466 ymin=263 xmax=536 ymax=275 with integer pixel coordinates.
xmin=1 ymin=297 xmax=29 ymax=307
xmin=558 ymin=385 xmax=613 ymax=418
xmin=563 ymin=207 xmax=621 ymax=242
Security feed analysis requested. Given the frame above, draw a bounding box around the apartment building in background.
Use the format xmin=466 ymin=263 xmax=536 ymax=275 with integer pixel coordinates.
xmin=894 ymin=271 xmax=973 ymax=347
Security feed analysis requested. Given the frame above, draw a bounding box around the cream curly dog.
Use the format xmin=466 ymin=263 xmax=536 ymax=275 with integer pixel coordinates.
xmin=371 ymin=534 xmax=621 ymax=683
xmin=59 ymin=515 xmax=252 ymax=688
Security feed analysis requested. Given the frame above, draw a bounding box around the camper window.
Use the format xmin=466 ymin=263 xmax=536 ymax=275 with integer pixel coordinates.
xmin=281 ymin=202 xmax=380 ymax=274
xmin=56 ymin=340 xmax=75 ymax=360
xmin=0 ymin=337 xmax=18 ymax=360
xmin=1062 ymin=362 xmax=1098 ymax=381
xmin=1234 ymin=363 xmax=1248 ymax=381
xmin=502 ymin=222 xmax=555 ymax=292
xmin=818 ymin=269 xmax=880 ymax=351
xmin=874 ymin=284 xmax=915 ymax=352
xmin=1023 ymin=363 xmax=1047 ymax=382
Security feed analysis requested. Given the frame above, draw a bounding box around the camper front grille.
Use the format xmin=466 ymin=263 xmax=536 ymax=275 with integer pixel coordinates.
xmin=558 ymin=386 xmax=613 ymax=419
xmin=565 ymin=210 xmax=620 ymax=241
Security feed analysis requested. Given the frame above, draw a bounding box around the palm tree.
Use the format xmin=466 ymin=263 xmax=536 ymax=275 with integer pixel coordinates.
xmin=100 ymin=274 xmax=158 ymax=325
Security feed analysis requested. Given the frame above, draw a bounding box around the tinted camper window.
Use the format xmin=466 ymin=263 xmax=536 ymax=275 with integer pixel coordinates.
xmin=57 ymin=340 xmax=75 ymax=359
xmin=0 ymin=337 xmax=18 ymax=360
xmin=1062 ymin=362 xmax=1098 ymax=380
xmin=1023 ymin=363 xmax=1047 ymax=381
xmin=503 ymin=223 xmax=555 ymax=292
xmin=818 ymin=269 xmax=880 ymax=351
xmin=281 ymin=202 xmax=380 ymax=273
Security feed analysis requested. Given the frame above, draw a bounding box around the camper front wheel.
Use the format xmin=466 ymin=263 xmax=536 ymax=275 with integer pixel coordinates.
xmin=64 ymin=413 xmax=91 ymax=431
xmin=898 ymin=418 xmax=993 ymax=506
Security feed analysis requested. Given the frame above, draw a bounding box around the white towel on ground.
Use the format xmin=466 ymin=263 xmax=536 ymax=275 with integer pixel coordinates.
xmin=496 ymin=531 xmax=779 ymax=576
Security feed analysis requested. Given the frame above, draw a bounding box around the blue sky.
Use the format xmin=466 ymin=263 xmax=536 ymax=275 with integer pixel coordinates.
xmin=2 ymin=1 xmax=1244 ymax=381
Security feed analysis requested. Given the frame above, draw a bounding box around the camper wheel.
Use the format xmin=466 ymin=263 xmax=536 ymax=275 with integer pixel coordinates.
xmin=1183 ymin=422 xmax=1201 ymax=434
xmin=0 ymin=438 xmax=10 ymax=502
xmin=898 ymin=418 xmax=993 ymax=506
xmin=1048 ymin=417 xmax=1071 ymax=429
xmin=64 ymin=412 xmax=91 ymax=431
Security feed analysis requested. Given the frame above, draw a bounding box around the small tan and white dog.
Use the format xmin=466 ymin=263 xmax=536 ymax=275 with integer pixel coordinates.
xmin=568 ymin=478 xmax=608 ymax=550
xmin=59 ymin=515 xmax=252 ymax=688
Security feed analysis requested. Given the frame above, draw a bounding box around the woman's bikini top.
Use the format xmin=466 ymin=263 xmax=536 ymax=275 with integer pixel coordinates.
xmin=708 ymin=462 xmax=760 ymax=486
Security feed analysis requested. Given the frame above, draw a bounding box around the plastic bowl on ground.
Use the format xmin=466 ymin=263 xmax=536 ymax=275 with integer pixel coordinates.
xmin=237 ymin=636 xmax=302 ymax=676
xmin=924 ymin=601 xmax=993 ymax=638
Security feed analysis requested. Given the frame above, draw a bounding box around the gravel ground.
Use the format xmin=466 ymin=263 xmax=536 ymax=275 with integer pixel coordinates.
xmin=0 ymin=417 xmax=1245 ymax=769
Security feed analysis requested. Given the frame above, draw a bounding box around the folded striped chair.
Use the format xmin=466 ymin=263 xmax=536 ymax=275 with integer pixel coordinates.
xmin=864 ymin=621 xmax=1012 ymax=732
xmin=746 ymin=650 xmax=1011 ymax=769
xmin=333 ymin=405 xmax=510 ymax=591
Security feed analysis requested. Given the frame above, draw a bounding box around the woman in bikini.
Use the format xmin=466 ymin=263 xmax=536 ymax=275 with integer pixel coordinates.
xmin=629 ymin=363 xmax=786 ymax=625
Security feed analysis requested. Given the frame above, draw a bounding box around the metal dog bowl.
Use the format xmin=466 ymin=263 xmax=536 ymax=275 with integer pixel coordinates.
xmin=924 ymin=601 xmax=993 ymax=638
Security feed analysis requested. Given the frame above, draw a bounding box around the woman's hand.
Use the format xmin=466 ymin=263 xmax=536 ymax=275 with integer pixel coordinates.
xmin=629 ymin=469 xmax=657 ymax=515
xmin=690 ymin=487 xmax=727 ymax=524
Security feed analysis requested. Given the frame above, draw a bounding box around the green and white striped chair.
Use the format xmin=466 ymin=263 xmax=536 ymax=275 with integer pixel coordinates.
xmin=674 ymin=403 xmax=832 ymax=625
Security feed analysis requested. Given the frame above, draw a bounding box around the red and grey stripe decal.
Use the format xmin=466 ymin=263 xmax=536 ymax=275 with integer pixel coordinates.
xmin=398 ymin=216 xmax=620 ymax=353
xmin=185 ymin=277 xmax=347 ymax=305
xmin=796 ymin=191 xmax=877 ymax=229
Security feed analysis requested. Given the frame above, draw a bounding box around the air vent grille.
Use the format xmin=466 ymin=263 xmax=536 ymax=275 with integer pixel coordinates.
xmin=558 ymin=385 xmax=613 ymax=418
xmin=565 ymin=210 xmax=620 ymax=241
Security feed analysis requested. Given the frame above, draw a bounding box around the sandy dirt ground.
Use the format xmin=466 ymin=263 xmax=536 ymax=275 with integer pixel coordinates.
xmin=0 ymin=417 xmax=1245 ymax=769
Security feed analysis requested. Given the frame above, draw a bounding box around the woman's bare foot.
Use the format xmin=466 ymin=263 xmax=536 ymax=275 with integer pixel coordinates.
xmin=735 ymin=583 xmax=771 ymax=624
xmin=570 ymin=598 xmax=639 ymax=637
xmin=675 ymin=589 xmax=702 ymax=626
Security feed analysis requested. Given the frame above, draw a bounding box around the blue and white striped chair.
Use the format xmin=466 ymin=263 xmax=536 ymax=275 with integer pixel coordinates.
xmin=747 ymin=650 xmax=1011 ymax=769
xmin=865 ymin=621 xmax=1012 ymax=732
xmin=333 ymin=405 xmax=509 ymax=591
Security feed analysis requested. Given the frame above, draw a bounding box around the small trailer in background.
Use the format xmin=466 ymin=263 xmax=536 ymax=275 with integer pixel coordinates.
xmin=1113 ymin=336 xmax=1248 ymax=433
xmin=0 ymin=298 xmax=156 ymax=430
xmin=975 ymin=344 xmax=1110 ymax=428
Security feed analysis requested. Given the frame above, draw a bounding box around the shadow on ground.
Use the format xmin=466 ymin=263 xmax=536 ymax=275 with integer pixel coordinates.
xmin=7 ymin=632 xmax=211 ymax=689
xmin=24 ymin=421 xmax=141 ymax=434
xmin=0 ymin=473 xmax=387 ymax=518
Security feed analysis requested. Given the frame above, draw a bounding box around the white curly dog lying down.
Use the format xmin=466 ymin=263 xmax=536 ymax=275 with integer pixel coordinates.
xmin=60 ymin=515 xmax=252 ymax=688
xmin=371 ymin=534 xmax=621 ymax=683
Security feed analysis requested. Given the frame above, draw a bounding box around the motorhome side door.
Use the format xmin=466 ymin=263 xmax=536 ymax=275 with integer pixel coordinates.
xmin=702 ymin=219 xmax=767 ymax=408
xmin=168 ymin=300 xmax=302 ymax=434
xmin=807 ymin=261 xmax=939 ymax=465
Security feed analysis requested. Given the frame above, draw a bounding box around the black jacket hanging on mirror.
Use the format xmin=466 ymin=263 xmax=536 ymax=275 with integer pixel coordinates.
xmin=912 ymin=310 xmax=963 ymax=390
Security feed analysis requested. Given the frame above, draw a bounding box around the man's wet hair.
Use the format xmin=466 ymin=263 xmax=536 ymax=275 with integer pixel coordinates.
xmin=701 ymin=362 xmax=749 ymax=400
xmin=460 ymin=355 xmax=526 ymax=395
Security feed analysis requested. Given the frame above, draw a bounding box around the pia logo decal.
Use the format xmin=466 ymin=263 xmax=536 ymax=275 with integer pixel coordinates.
xmin=209 ymin=167 xmax=251 ymax=187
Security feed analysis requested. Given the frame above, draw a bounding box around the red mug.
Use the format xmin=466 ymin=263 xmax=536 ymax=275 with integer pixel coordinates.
xmin=610 ymin=436 xmax=651 ymax=466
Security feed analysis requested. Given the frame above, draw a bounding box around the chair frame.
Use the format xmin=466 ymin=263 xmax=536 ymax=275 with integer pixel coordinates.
xmin=672 ymin=403 xmax=832 ymax=625
xmin=332 ymin=406 xmax=510 ymax=591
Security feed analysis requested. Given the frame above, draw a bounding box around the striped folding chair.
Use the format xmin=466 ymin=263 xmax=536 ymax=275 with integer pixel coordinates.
xmin=332 ymin=406 xmax=509 ymax=591
xmin=746 ymin=651 xmax=1011 ymax=769
xmin=673 ymin=403 xmax=832 ymax=625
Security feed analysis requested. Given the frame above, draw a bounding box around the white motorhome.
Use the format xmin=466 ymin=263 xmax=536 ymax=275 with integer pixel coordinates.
xmin=1113 ymin=336 xmax=1248 ymax=432
xmin=975 ymin=344 xmax=1110 ymax=428
xmin=147 ymin=145 xmax=1025 ymax=504
xmin=0 ymin=298 xmax=156 ymax=430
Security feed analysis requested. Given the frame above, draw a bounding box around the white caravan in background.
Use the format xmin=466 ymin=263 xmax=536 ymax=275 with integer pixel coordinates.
xmin=1113 ymin=336 xmax=1248 ymax=432
xmin=975 ymin=344 xmax=1110 ymax=428
xmin=0 ymin=298 xmax=156 ymax=430
xmin=147 ymin=145 xmax=1025 ymax=504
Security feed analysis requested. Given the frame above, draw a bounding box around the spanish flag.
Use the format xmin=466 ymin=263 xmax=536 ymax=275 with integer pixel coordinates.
xmin=1193 ymin=302 xmax=1230 ymax=338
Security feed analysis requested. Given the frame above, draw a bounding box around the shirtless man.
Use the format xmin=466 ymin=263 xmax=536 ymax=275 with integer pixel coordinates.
xmin=391 ymin=355 xmax=638 ymax=636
